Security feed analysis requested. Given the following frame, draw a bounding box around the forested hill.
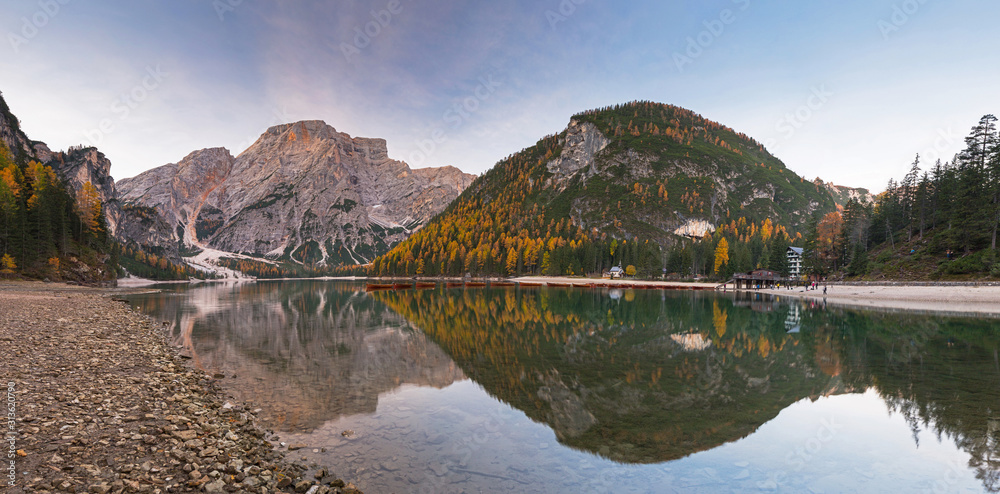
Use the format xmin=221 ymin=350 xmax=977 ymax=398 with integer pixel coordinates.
xmin=817 ymin=114 xmax=1000 ymax=281
xmin=0 ymin=93 xmax=117 ymax=283
xmin=372 ymin=101 xmax=845 ymax=278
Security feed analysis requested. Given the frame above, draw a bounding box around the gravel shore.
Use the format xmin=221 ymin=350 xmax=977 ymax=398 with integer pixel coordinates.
xmin=0 ymin=281 xmax=360 ymax=494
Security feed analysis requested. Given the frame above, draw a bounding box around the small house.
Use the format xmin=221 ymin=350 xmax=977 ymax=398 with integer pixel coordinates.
xmin=608 ymin=266 xmax=624 ymax=279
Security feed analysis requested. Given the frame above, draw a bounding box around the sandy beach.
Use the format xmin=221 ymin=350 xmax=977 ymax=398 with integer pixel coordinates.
xmin=748 ymin=284 xmax=1000 ymax=316
xmin=510 ymin=276 xmax=1000 ymax=316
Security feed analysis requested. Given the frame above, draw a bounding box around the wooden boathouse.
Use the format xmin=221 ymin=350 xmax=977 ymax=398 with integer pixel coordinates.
xmin=731 ymin=269 xmax=782 ymax=290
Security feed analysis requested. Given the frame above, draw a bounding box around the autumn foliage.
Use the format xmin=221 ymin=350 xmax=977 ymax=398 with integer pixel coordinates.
xmin=373 ymin=101 xmax=821 ymax=278
xmin=0 ymin=142 xmax=115 ymax=280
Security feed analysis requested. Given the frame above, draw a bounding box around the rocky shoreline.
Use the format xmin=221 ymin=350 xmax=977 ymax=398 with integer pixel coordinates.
xmin=0 ymin=281 xmax=360 ymax=494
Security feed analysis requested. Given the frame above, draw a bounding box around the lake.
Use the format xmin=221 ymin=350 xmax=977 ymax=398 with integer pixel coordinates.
xmin=124 ymin=281 xmax=1000 ymax=493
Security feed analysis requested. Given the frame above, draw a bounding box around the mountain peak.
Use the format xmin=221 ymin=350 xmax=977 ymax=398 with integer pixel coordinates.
xmin=265 ymin=120 xmax=336 ymax=137
xmin=181 ymin=147 xmax=234 ymax=163
xmin=117 ymin=118 xmax=474 ymax=268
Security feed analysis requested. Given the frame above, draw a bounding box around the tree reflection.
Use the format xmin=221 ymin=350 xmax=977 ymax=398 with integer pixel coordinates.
xmin=823 ymin=307 xmax=1000 ymax=493
xmin=375 ymin=287 xmax=840 ymax=463
xmin=378 ymin=286 xmax=1000 ymax=493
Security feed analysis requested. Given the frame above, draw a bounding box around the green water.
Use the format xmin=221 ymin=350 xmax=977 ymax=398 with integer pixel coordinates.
xmin=125 ymin=281 xmax=1000 ymax=493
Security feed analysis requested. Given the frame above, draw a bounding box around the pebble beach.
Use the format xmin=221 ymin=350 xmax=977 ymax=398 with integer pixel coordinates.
xmin=0 ymin=281 xmax=360 ymax=494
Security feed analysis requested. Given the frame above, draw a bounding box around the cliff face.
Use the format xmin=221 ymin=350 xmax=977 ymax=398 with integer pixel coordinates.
xmin=117 ymin=121 xmax=475 ymax=265
xmin=816 ymin=179 xmax=875 ymax=208
xmin=47 ymin=147 xmax=122 ymax=235
xmin=0 ymin=92 xmax=40 ymax=161
xmin=116 ymin=148 xmax=235 ymax=257
xmin=544 ymin=113 xmax=838 ymax=242
xmin=1 ymin=94 xmax=119 ymax=232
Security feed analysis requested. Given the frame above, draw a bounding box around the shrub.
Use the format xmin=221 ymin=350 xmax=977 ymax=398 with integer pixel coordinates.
xmin=940 ymin=251 xmax=986 ymax=275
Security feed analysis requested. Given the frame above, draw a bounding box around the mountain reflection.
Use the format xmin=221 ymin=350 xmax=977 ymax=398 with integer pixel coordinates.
xmin=128 ymin=281 xmax=464 ymax=432
xmin=375 ymin=287 xmax=1000 ymax=485
xmin=128 ymin=282 xmax=1000 ymax=492
xmin=373 ymin=288 xmax=843 ymax=464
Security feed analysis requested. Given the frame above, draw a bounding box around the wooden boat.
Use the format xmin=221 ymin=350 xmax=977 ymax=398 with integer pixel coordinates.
xmin=446 ymin=282 xmax=464 ymax=288
xmin=415 ymin=283 xmax=436 ymax=289
xmin=365 ymin=284 xmax=394 ymax=292
xmin=518 ymin=282 xmax=545 ymax=287
xmin=547 ymin=282 xmax=572 ymax=288
xmin=392 ymin=283 xmax=413 ymax=290
xmin=573 ymin=283 xmax=594 ymax=288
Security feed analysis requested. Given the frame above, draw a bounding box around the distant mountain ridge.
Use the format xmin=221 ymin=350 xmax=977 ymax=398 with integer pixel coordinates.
xmin=117 ymin=120 xmax=475 ymax=267
xmin=815 ymin=179 xmax=874 ymax=208
xmin=0 ymin=90 xmax=877 ymax=279
xmin=1 ymin=90 xmax=475 ymax=278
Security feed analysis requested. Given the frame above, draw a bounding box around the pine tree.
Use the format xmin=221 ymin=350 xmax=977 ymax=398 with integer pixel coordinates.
xmin=769 ymin=235 xmax=790 ymax=276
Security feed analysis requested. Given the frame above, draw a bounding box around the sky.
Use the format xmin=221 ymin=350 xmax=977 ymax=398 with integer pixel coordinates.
xmin=1 ymin=1 xmax=997 ymax=192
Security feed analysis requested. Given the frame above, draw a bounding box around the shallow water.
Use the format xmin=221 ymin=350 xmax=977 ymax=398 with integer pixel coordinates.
xmin=126 ymin=281 xmax=1000 ymax=493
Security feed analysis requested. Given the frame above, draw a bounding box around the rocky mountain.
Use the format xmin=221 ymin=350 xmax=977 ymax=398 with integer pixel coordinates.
xmin=1 ymin=92 xmax=119 ymax=223
xmin=0 ymin=91 xmax=47 ymax=162
xmin=541 ymin=104 xmax=841 ymax=240
xmin=375 ymin=101 xmax=853 ymax=276
xmin=117 ymin=120 xmax=475 ymax=266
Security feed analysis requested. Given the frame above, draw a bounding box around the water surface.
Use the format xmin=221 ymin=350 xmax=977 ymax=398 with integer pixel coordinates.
xmin=126 ymin=281 xmax=1000 ymax=493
